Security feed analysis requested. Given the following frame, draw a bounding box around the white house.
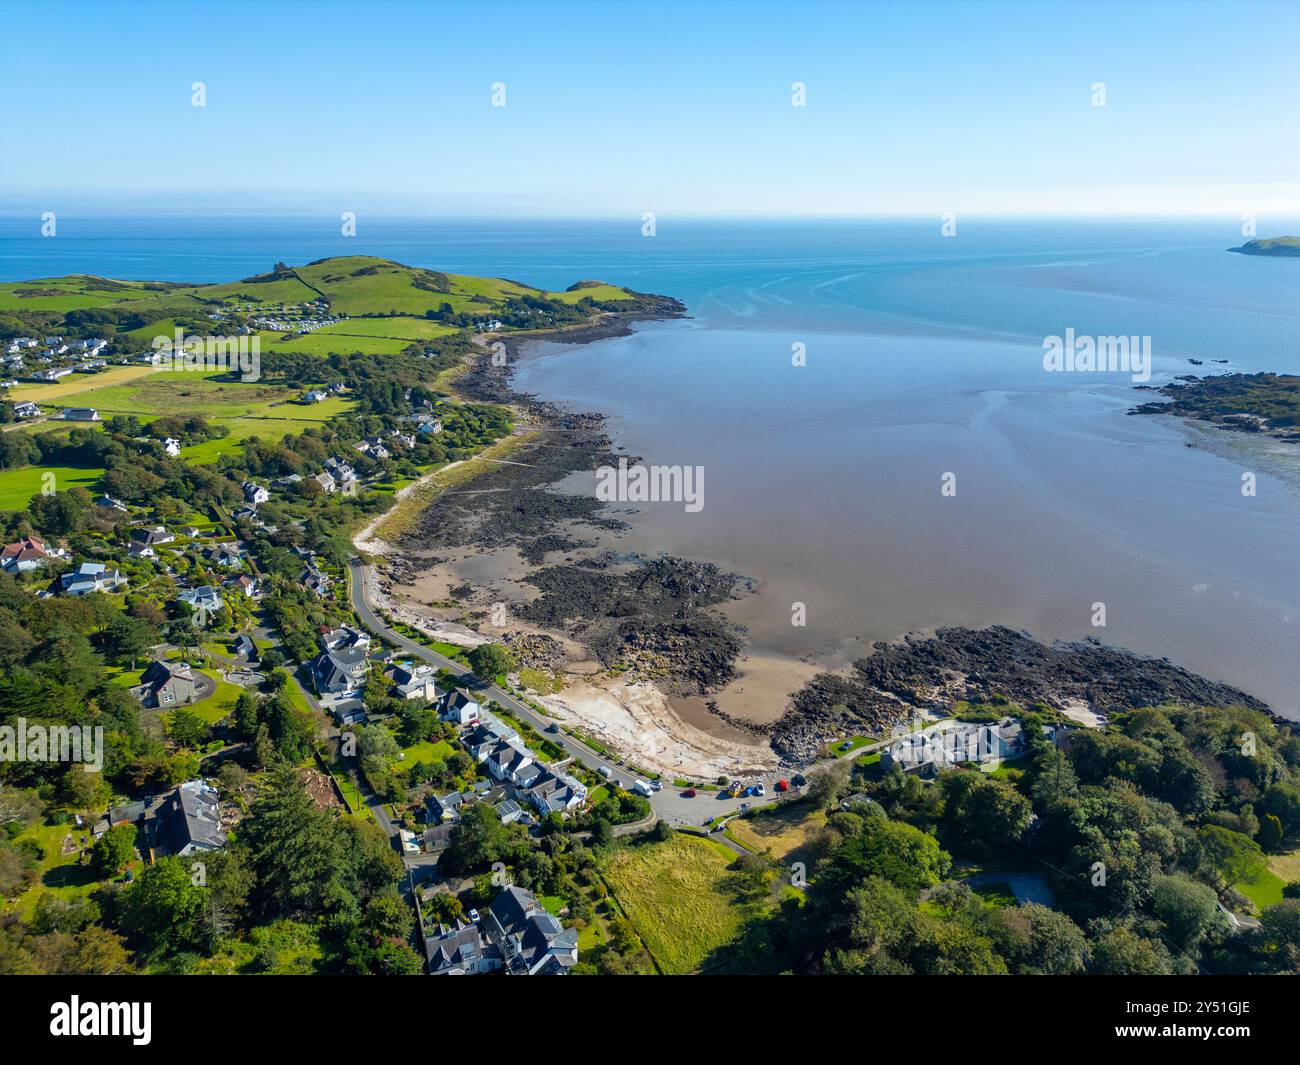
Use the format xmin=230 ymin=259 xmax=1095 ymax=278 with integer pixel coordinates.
xmin=60 ymin=562 xmax=126 ymax=596
xmin=439 ymin=687 xmax=482 ymax=726
xmin=241 ymin=481 xmax=269 ymax=506
xmin=178 ymin=585 xmax=224 ymax=626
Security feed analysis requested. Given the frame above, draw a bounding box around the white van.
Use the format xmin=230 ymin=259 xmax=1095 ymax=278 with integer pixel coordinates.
xmin=598 ymin=765 xmax=613 ymax=779
xmin=632 ymin=779 xmax=654 ymax=797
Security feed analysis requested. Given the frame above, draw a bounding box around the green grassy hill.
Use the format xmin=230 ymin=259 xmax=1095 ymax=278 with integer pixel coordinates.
xmin=0 ymin=255 xmax=650 ymax=325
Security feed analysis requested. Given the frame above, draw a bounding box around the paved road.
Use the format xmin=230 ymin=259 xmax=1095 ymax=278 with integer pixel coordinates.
xmin=347 ymin=559 xmax=788 ymax=828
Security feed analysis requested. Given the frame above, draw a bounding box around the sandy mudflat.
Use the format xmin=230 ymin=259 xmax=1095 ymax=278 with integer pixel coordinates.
xmin=533 ymin=677 xmax=777 ymax=780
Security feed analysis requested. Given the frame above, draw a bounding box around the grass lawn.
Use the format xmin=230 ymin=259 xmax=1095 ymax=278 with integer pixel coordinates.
xmin=576 ymin=920 xmax=606 ymax=952
xmin=184 ymin=670 xmax=246 ymax=726
xmin=987 ymin=758 xmax=1027 ymax=780
xmin=0 ymin=464 xmax=102 ymax=508
xmin=724 ymin=801 xmax=827 ymax=863
xmin=1236 ymin=866 xmax=1287 ymax=911
xmin=9 ymin=815 xmax=115 ymax=919
xmin=256 ymin=329 xmax=413 ymax=357
xmin=539 ymin=894 xmax=567 ymax=915
xmin=972 ymin=881 xmax=1018 ymax=908
xmin=600 ymin=833 xmax=747 ymax=974
xmin=1267 ymin=846 xmax=1300 ymax=886
xmin=396 ymin=738 xmax=453 ymax=771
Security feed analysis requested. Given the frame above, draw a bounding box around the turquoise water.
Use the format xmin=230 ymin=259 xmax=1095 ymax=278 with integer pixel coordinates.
xmin=3 ymin=215 xmax=1298 ymax=714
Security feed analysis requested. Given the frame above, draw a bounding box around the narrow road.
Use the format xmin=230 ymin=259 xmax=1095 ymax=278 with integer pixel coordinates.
xmin=348 ymin=559 xmax=615 ymax=779
xmin=347 ymin=558 xmax=793 ymax=827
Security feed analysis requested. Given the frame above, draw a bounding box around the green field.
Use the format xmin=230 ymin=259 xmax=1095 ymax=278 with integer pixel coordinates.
xmin=313 ymin=317 xmax=458 ymax=341
xmin=0 ymin=464 xmax=103 ymax=508
xmin=10 ymin=370 xmax=357 ymax=462
xmin=1236 ymin=866 xmax=1287 ymax=911
xmin=6 ymin=363 xmax=159 ymax=404
xmin=600 ymin=833 xmax=747 ymax=974
xmin=255 ymin=329 xmax=414 ymax=357
xmin=725 ymin=802 xmax=827 ymax=863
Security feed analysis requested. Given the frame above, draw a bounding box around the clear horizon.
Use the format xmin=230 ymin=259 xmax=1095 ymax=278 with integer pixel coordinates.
xmin=3 ymin=0 xmax=1297 ymax=219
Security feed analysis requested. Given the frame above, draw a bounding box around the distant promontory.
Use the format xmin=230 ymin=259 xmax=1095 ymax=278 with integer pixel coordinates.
xmin=1228 ymin=236 xmax=1300 ymax=257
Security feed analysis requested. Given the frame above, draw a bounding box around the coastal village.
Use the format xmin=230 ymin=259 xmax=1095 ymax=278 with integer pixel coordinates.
xmin=1 ymin=257 xmax=1297 ymax=980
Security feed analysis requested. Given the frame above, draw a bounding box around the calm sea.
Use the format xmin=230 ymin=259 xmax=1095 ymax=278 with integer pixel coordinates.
xmin=3 ymin=214 xmax=1298 ymax=716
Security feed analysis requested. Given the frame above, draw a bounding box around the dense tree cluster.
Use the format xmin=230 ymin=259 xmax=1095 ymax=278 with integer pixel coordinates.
xmin=752 ymin=704 xmax=1300 ymax=975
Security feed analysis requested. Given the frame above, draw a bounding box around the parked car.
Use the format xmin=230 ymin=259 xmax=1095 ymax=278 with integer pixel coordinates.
xmin=682 ymin=788 xmax=697 ymax=798
xmin=755 ymin=782 xmax=766 ymax=796
xmin=704 ymin=816 xmax=714 ymax=825
xmin=775 ymin=779 xmax=790 ymax=792
xmin=840 ymin=740 xmax=855 ymax=751
xmin=469 ymin=908 xmax=480 ymax=923
xmin=598 ymin=765 xmax=613 ymax=779
xmin=791 ymin=773 xmax=807 ymax=787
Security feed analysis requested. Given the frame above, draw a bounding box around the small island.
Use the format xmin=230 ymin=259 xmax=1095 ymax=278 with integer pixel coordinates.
xmin=1130 ymin=371 xmax=1300 ymax=442
xmin=1228 ymin=236 xmax=1300 ymax=257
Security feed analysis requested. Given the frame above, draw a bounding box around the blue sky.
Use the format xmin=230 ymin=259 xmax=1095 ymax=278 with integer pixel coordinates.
xmin=2 ymin=0 xmax=1297 ymax=217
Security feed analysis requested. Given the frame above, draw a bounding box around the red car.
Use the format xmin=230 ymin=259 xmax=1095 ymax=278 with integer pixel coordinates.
xmin=775 ymin=779 xmax=789 ymax=792
xmin=682 ymin=788 xmax=697 ymax=798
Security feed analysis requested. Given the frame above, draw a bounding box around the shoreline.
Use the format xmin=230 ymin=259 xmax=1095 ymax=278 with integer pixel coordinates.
xmin=367 ymin=308 xmax=1288 ymax=773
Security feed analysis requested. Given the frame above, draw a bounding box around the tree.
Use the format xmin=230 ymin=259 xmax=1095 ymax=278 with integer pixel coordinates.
xmin=363 ymin=890 xmax=413 ymax=941
xmin=166 ymin=707 xmax=208 ymax=749
xmin=819 ymin=876 xmax=917 ymax=975
xmin=990 ymin=904 xmax=1088 ymax=975
xmin=1199 ymin=825 xmax=1267 ymax=890
xmin=442 ymin=803 xmax=529 ymax=875
xmin=91 ymin=823 xmax=137 ymax=877
xmin=119 ymin=856 xmax=208 ymax=956
xmin=100 ymin=613 xmax=157 ymax=666
xmin=1258 ymin=813 xmax=1285 ymax=853
xmin=239 ymin=760 xmax=344 ymax=919
xmin=232 ymin=691 xmax=259 ymax=741
xmin=468 ymin=643 xmax=514 ymax=680
xmin=805 ymin=757 xmax=853 ymax=811
xmin=1258 ymin=899 xmax=1300 ymax=972
xmin=815 ymin=810 xmax=951 ymax=898
xmin=1151 ymin=873 xmax=1218 ymax=950
xmin=940 ymin=772 xmax=1032 ymax=856
xmin=1089 ymin=925 xmax=1174 ymax=975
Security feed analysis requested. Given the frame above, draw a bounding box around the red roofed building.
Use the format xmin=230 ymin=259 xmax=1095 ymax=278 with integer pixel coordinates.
xmin=0 ymin=535 xmax=62 ymax=573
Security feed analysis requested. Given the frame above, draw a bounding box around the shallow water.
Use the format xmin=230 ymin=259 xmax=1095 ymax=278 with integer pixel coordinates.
xmin=7 ymin=214 xmax=1297 ymax=715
